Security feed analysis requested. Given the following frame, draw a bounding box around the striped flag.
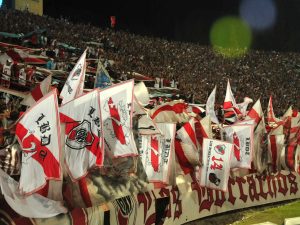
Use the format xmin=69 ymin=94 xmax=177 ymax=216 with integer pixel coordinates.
xmin=16 ymin=90 xmax=62 ymax=194
xmin=223 ymin=80 xmax=241 ymax=124
xmin=150 ymin=100 xmax=189 ymax=123
xmin=20 ymin=75 xmax=52 ymax=107
xmin=246 ymin=99 xmax=263 ymax=127
xmin=60 ymin=89 xmax=104 ymax=180
xmin=175 ymin=118 xmax=201 ymax=174
xmin=268 ymin=134 xmax=285 ymax=172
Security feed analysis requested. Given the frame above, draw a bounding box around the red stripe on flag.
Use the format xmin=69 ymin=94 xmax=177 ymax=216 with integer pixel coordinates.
xmin=223 ymin=101 xmax=233 ymax=110
xmin=269 ymin=135 xmax=277 ymax=172
xmin=286 ymin=142 xmax=297 ymax=171
xmin=16 ymin=123 xmax=60 ymax=179
xmin=151 ymin=103 xmax=186 ymax=119
xmin=175 ymin=139 xmax=193 ymax=174
xmin=247 ymin=109 xmax=261 ymax=124
xmin=194 ymin=120 xmax=208 ymax=146
xmin=30 ymin=83 xmax=44 ymax=102
xmin=78 ymin=177 xmax=92 ymax=207
xmin=183 ymin=121 xmax=197 ymax=147
xmin=71 ymin=208 xmax=87 ymax=225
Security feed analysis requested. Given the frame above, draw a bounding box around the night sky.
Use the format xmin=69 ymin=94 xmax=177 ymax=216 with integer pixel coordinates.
xmin=43 ymin=0 xmax=300 ymax=52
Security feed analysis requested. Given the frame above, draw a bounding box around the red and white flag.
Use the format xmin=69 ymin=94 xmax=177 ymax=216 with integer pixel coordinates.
xmin=194 ymin=116 xmax=212 ymax=147
xmin=245 ymin=99 xmax=263 ymax=126
xmin=175 ymin=118 xmax=201 ymax=174
xmin=267 ymin=96 xmax=281 ymax=125
xmin=20 ymin=75 xmax=52 ymax=107
xmin=16 ymin=90 xmax=61 ymax=195
xmin=60 ymin=89 xmax=104 ymax=180
xmin=0 ymin=168 xmax=67 ymax=218
xmin=150 ymin=100 xmax=189 ymax=123
xmin=280 ymin=141 xmax=300 ymax=172
xmin=60 ymin=50 xmax=87 ymax=105
xmin=223 ymin=80 xmax=241 ymax=124
xmin=222 ymin=124 xmax=254 ymax=169
xmin=99 ymin=80 xmax=138 ymax=157
xmin=199 ymin=138 xmax=233 ymax=192
xmin=139 ymin=123 xmax=176 ymax=184
xmin=206 ymin=86 xmax=219 ymax=124
xmin=268 ymin=134 xmax=285 ymax=172
xmin=282 ymin=106 xmax=293 ymax=120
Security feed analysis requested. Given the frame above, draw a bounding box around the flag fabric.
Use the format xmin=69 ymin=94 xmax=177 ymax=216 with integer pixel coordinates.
xmin=223 ymin=80 xmax=242 ymax=122
xmin=150 ymin=100 xmax=189 ymax=123
xmin=59 ymin=89 xmax=104 ymax=180
xmin=187 ymin=104 xmax=205 ymax=117
xmin=199 ymin=138 xmax=233 ymax=192
xmin=206 ymin=86 xmax=219 ymax=124
xmin=252 ymin=118 xmax=269 ymax=173
xmin=138 ymin=114 xmax=161 ymax=135
xmin=139 ymin=123 xmax=176 ymax=184
xmin=20 ymin=75 xmax=52 ymax=107
xmin=280 ymin=141 xmax=300 ymax=172
xmin=134 ymin=81 xmax=150 ymax=106
xmin=0 ymin=138 xmax=21 ymax=176
xmin=175 ymin=118 xmax=201 ymax=174
xmin=246 ymin=99 xmax=263 ymax=126
xmin=16 ymin=90 xmax=61 ymax=194
xmin=268 ymin=134 xmax=285 ymax=172
xmin=194 ymin=116 xmax=212 ymax=147
xmin=237 ymin=97 xmax=253 ymax=116
xmin=60 ymin=50 xmax=87 ymax=105
xmin=282 ymin=106 xmax=293 ymax=120
xmin=94 ymin=59 xmax=112 ymax=89
xmin=222 ymin=124 xmax=254 ymax=169
xmin=267 ymin=96 xmax=281 ymax=125
xmin=0 ymin=168 xmax=67 ymax=218
xmin=99 ymin=80 xmax=138 ymax=157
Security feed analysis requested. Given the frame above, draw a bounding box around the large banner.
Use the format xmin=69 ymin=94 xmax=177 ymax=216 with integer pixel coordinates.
xmin=2 ymin=171 xmax=300 ymax=225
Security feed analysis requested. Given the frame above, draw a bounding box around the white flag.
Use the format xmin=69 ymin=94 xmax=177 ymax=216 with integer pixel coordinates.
xmin=223 ymin=124 xmax=254 ymax=169
xmin=139 ymin=123 xmax=176 ymax=184
xmin=60 ymin=50 xmax=87 ymax=105
xmin=60 ymin=89 xmax=104 ymax=180
xmin=0 ymin=169 xmax=67 ymax=218
xmin=99 ymin=80 xmax=138 ymax=157
xmin=200 ymin=138 xmax=233 ymax=192
xmin=206 ymin=86 xmax=219 ymax=124
xmin=16 ymin=90 xmax=61 ymax=194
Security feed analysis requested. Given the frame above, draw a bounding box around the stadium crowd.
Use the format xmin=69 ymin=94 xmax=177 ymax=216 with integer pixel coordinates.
xmin=0 ymin=8 xmax=299 ymax=115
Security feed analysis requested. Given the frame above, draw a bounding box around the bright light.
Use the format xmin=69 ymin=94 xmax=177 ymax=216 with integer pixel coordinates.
xmin=239 ymin=0 xmax=276 ymax=31
xmin=0 ymin=0 xmax=3 ymax=8
xmin=210 ymin=16 xmax=252 ymax=58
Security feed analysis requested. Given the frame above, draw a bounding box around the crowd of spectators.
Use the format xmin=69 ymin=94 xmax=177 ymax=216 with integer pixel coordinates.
xmin=0 ymin=9 xmax=299 ymax=115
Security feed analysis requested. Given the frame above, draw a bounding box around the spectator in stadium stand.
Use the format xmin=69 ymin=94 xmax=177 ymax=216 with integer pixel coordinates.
xmin=110 ymin=16 xmax=116 ymax=29
xmin=0 ymin=9 xmax=298 ymax=115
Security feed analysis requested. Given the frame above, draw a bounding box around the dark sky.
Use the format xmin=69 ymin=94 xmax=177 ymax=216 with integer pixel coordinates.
xmin=43 ymin=0 xmax=300 ymax=52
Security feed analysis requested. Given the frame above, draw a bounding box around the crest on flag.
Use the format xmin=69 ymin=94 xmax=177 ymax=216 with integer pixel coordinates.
xmin=60 ymin=89 xmax=104 ymax=180
xmin=199 ymin=138 xmax=233 ymax=191
xmin=16 ymin=90 xmax=61 ymax=194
